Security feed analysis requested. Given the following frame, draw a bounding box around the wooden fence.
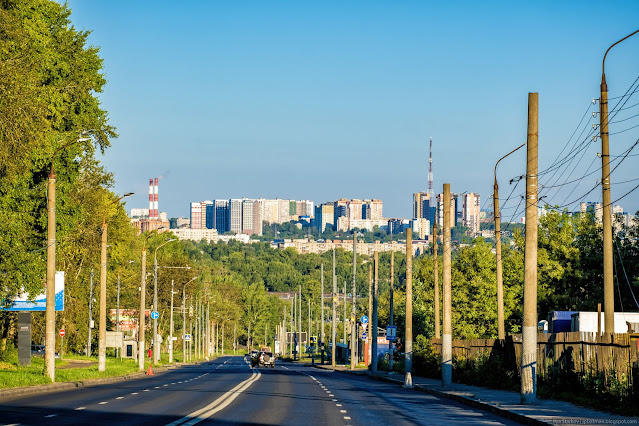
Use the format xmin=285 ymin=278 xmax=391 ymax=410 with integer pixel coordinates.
xmin=430 ymin=332 xmax=639 ymax=380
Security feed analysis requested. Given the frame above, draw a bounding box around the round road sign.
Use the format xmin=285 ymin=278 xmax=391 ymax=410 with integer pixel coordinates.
xmin=151 ymin=311 xmax=159 ymax=319
xmin=361 ymin=315 xmax=369 ymax=324
xmin=59 ymin=328 xmax=65 ymax=337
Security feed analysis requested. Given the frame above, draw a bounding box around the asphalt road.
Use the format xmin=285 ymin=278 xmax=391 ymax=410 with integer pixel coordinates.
xmin=0 ymin=357 xmax=521 ymax=425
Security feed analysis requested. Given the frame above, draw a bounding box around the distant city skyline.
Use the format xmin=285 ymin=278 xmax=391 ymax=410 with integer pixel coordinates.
xmin=63 ymin=2 xmax=639 ymax=219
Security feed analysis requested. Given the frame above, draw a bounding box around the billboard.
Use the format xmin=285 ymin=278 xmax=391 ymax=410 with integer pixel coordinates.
xmin=2 ymin=272 xmax=64 ymax=311
xmin=109 ymin=309 xmax=150 ymax=332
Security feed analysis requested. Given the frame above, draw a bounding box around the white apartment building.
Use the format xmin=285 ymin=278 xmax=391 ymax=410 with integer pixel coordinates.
xmin=230 ymin=199 xmax=243 ymax=233
xmin=462 ymin=193 xmax=481 ymax=236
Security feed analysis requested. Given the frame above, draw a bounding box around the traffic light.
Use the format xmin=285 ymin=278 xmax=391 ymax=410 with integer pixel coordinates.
xmin=310 ymin=336 xmax=317 ymax=347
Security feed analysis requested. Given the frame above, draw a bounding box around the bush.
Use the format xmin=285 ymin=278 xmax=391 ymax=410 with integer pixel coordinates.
xmin=0 ymin=343 xmax=18 ymax=365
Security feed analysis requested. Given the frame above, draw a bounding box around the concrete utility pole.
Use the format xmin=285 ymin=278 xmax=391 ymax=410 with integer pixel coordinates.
xmin=99 ymin=193 xmax=133 ymax=372
xmin=521 ymin=92 xmax=539 ymax=404
xmin=494 ymin=143 xmax=525 ymax=340
xmin=332 ymin=250 xmax=337 ymax=367
xmin=182 ymin=287 xmax=186 ymax=362
xmin=299 ymin=285 xmax=302 ymax=357
xmin=368 ymin=264 xmax=372 ymax=366
xmin=116 ymin=273 xmax=121 ymax=359
xmin=87 ymin=269 xmax=94 ymax=357
xmin=45 ymin=154 xmax=57 ymax=381
xmin=343 ymin=282 xmax=347 ymax=345
xmin=350 ymin=235 xmax=357 ymax=370
xmin=600 ymin=29 xmax=639 ymax=334
xmin=169 ymin=280 xmax=174 ymax=362
xmin=433 ymin=218 xmax=440 ymax=339
xmin=320 ymin=263 xmax=325 ymax=356
xmin=371 ymin=251 xmax=379 ymax=374
xmin=139 ymin=234 xmax=150 ymax=370
xmin=292 ymin=294 xmax=296 ymax=359
xmin=442 ymin=183 xmax=452 ymax=389
xmin=389 ymin=251 xmax=394 ymax=371
xmin=404 ymin=228 xmax=413 ymax=388
xmin=98 ymin=214 xmax=108 ymax=372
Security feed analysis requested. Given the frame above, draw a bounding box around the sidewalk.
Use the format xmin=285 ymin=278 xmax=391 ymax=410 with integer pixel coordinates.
xmin=310 ymin=363 xmax=639 ymax=425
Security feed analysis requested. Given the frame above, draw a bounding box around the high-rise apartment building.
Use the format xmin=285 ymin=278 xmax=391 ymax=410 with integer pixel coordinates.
xmin=230 ymin=199 xmax=243 ymax=233
xmin=205 ymin=202 xmax=215 ymax=229
xmin=436 ymin=192 xmax=458 ymax=228
xmin=190 ymin=202 xmax=203 ymax=229
xmin=413 ymin=192 xmax=436 ymax=225
xmin=242 ymin=199 xmax=255 ymax=235
xmin=314 ymin=203 xmax=335 ymax=232
xmin=215 ymin=200 xmax=229 ymax=234
xmin=462 ymin=193 xmax=481 ymax=235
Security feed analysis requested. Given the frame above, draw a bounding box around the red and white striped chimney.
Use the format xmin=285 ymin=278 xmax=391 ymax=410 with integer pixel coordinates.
xmin=148 ymin=179 xmax=154 ymax=218
xmin=153 ymin=178 xmax=159 ymax=219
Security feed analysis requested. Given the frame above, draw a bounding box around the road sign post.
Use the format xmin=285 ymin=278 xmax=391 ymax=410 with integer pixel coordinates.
xmin=386 ymin=325 xmax=397 ymax=341
xmin=59 ymin=328 xmax=65 ymax=360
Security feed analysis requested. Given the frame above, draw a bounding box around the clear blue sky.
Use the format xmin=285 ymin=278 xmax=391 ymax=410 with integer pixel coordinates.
xmin=64 ymin=0 xmax=639 ymax=220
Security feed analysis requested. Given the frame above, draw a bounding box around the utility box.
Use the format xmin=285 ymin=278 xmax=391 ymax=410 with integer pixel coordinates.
xmin=123 ymin=339 xmax=137 ymax=359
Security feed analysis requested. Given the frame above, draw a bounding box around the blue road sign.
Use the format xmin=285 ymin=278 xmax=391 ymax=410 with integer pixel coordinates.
xmin=362 ymin=331 xmax=367 ymax=341
xmin=184 ymin=334 xmax=191 ymax=341
xmin=386 ymin=325 xmax=397 ymax=341
xmin=361 ymin=315 xmax=369 ymax=324
xmin=151 ymin=311 xmax=159 ymax=320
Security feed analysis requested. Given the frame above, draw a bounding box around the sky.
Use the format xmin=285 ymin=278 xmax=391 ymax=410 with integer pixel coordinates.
xmin=63 ymin=0 xmax=639 ymax=220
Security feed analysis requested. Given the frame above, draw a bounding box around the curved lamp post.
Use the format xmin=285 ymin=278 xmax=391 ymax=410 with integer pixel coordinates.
xmin=153 ymin=238 xmax=176 ymax=364
xmin=138 ymin=228 xmax=164 ymax=370
xmin=98 ymin=192 xmax=134 ymax=372
xmin=600 ymin=29 xmax=639 ymax=334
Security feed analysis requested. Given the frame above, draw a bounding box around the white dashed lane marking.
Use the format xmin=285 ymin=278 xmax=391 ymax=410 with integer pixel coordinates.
xmin=44 ymin=414 xmax=57 ymax=418
xmin=116 ymin=397 xmax=124 ymax=400
xmin=75 ymin=407 xmax=86 ymax=410
xmin=98 ymin=402 xmax=108 ymax=405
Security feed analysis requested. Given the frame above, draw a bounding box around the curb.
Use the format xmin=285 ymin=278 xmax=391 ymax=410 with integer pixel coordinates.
xmin=314 ymin=366 xmax=547 ymax=426
xmin=0 ymin=360 xmax=205 ymax=403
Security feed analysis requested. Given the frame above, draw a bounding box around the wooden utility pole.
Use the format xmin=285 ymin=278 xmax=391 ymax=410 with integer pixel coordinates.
xmin=442 ymin=183 xmax=452 ymax=389
xmin=404 ymin=228 xmax=413 ymax=388
xmin=433 ymin=217 xmax=440 ymax=339
xmin=371 ymin=251 xmax=379 ymax=374
xmin=521 ymin=92 xmax=539 ymax=404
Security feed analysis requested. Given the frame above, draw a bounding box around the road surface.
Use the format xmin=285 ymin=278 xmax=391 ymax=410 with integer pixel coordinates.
xmin=0 ymin=356 xmax=520 ymax=425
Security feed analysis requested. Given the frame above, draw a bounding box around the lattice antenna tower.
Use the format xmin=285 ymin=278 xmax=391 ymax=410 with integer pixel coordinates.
xmin=428 ymin=137 xmax=434 ymax=200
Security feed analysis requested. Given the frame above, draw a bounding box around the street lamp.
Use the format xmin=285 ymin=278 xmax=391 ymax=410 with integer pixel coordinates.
xmin=494 ymin=143 xmax=525 ymax=340
xmin=153 ymin=238 xmax=176 ymax=364
xmin=98 ymin=192 xmax=134 ymax=372
xmin=116 ymin=260 xmax=135 ymax=359
xmin=45 ymin=133 xmax=91 ymax=382
xmin=599 ymin=29 xmax=639 ymax=334
xmin=138 ymin=228 xmax=164 ymax=371
xmin=350 ymin=232 xmax=363 ymax=370
xmin=177 ymin=276 xmax=198 ymax=363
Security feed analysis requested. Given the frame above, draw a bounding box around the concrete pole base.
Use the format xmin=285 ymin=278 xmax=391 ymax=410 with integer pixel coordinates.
xmin=403 ymin=373 xmax=413 ymax=388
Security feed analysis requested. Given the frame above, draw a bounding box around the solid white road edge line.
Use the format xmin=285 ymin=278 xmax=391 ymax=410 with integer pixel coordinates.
xmin=165 ymin=369 xmax=261 ymax=426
